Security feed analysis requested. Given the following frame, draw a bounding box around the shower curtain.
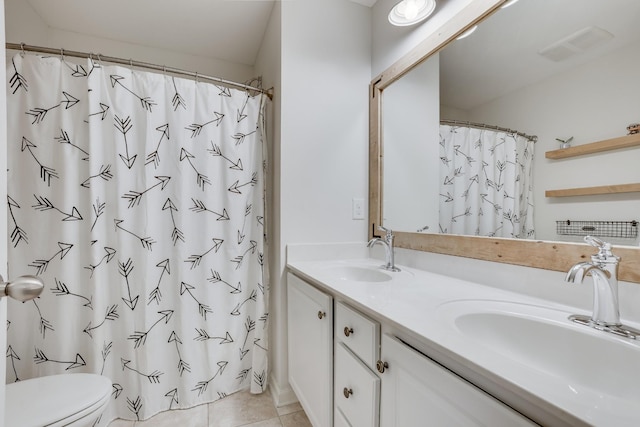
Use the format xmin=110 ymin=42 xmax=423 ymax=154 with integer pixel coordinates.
xmin=439 ymin=124 xmax=535 ymax=239
xmin=6 ymin=53 xmax=269 ymax=424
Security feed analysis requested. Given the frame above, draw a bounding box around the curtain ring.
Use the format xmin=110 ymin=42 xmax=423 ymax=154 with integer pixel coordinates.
xmin=60 ymin=48 xmax=65 ymax=61
xmin=163 ymin=65 xmax=167 ymax=75
xmin=20 ymin=42 xmax=26 ymax=57
xmin=195 ymin=71 xmax=199 ymax=84
xmin=89 ymin=52 xmax=98 ymax=69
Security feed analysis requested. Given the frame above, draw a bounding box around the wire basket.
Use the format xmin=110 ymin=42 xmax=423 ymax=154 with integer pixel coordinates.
xmin=556 ymin=220 xmax=638 ymax=239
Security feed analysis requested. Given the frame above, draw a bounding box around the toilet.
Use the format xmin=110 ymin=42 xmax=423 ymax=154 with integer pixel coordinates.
xmin=5 ymin=373 xmax=112 ymax=427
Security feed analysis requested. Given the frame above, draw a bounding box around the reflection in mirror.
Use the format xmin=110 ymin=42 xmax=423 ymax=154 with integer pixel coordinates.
xmin=383 ymin=57 xmax=439 ymax=233
xmin=381 ymin=0 xmax=640 ymax=246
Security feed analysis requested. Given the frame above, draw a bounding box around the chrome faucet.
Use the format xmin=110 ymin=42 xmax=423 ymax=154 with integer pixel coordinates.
xmin=367 ymin=226 xmax=400 ymax=272
xmin=565 ymin=235 xmax=640 ymax=339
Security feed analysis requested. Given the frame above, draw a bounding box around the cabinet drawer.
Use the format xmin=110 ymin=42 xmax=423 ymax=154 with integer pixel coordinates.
xmin=335 ymin=343 xmax=380 ymax=427
xmin=335 ymin=302 xmax=380 ymax=368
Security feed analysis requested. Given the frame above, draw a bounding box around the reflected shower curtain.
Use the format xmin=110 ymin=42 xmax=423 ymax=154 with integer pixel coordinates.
xmin=6 ymin=53 xmax=269 ymax=424
xmin=439 ymin=125 xmax=535 ymax=238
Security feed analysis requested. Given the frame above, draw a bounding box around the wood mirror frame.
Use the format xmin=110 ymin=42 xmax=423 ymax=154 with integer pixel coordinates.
xmin=368 ymin=0 xmax=640 ymax=283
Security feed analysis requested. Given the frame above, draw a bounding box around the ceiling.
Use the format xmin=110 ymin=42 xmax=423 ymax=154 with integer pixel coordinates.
xmin=439 ymin=0 xmax=640 ymax=111
xmin=25 ymin=0 xmax=378 ymax=67
xmin=24 ymin=0 xmax=637 ymax=103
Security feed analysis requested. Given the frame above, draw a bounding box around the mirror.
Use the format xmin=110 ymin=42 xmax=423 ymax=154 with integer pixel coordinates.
xmin=370 ymin=0 xmax=640 ymax=282
xmin=382 ymin=0 xmax=640 ymax=245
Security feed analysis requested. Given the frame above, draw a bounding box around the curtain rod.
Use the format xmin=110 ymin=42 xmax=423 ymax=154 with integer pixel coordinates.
xmin=441 ymin=119 xmax=537 ymax=142
xmin=6 ymin=42 xmax=273 ymax=100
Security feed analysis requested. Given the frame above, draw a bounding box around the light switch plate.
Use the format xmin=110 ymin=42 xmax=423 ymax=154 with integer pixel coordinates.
xmin=352 ymin=198 xmax=365 ymax=220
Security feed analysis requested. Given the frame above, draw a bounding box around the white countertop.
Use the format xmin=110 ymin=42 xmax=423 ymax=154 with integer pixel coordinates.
xmin=287 ymin=248 xmax=640 ymax=427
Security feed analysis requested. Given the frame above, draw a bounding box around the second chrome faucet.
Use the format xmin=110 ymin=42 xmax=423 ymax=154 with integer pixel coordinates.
xmin=367 ymin=226 xmax=400 ymax=272
xmin=566 ymin=235 xmax=640 ymax=339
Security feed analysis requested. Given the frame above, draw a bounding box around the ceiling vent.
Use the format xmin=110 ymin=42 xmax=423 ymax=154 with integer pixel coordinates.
xmin=538 ymin=26 xmax=614 ymax=62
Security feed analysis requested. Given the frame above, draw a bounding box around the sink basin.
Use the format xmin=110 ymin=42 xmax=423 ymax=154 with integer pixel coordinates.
xmin=438 ymin=300 xmax=640 ymax=401
xmin=322 ymin=265 xmax=392 ymax=282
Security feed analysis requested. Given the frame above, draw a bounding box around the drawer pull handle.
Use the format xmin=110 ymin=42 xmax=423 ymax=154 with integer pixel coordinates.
xmin=343 ymin=387 xmax=353 ymax=398
xmin=317 ymin=311 xmax=326 ymax=319
xmin=376 ymin=360 xmax=389 ymax=373
xmin=343 ymin=326 xmax=354 ymax=337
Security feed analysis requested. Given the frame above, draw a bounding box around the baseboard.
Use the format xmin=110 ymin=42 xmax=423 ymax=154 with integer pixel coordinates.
xmin=268 ymin=374 xmax=298 ymax=407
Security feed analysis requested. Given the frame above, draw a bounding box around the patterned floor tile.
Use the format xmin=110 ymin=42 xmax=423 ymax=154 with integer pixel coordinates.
xmin=208 ymin=389 xmax=279 ymax=427
xmin=107 ymin=389 xmax=309 ymax=427
xmin=242 ymin=417 xmax=283 ymax=427
xmin=134 ymin=403 xmax=208 ymax=426
xmin=280 ymin=410 xmax=312 ymax=427
xmin=276 ymin=402 xmax=303 ymax=417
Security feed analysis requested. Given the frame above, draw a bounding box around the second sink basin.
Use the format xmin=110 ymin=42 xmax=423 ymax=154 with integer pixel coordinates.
xmin=437 ymin=299 xmax=640 ymax=402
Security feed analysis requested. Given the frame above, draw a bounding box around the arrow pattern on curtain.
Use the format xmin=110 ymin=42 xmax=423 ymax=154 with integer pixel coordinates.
xmin=5 ymin=53 xmax=269 ymax=425
xmin=439 ymin=125 xmax=535 ymax=239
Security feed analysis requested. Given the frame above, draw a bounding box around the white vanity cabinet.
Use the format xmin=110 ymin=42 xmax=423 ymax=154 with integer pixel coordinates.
xmin=287 ymin=271 xmax=538 ymax=427
xmin=287 ymin=273 xmax=333 ymax=427
xmin=378 ymin=334 xmax=538 ymax=427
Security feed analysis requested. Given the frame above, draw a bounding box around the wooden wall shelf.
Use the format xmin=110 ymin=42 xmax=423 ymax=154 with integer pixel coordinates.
xmin=546 ymin=183 xmax=640 ymax=198
xmin=545 ymin=133 xmax=640 ymax=159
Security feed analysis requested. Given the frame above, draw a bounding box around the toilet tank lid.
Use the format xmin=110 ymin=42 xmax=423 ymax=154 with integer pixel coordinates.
xmin=5 ymin=373 xmax=112 ymax=427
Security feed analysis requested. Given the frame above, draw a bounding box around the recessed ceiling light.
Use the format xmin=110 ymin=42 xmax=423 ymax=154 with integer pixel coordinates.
xmin=456 ymin=25 xmax=477 ymax=40
xmin=388 ymin=0 xmax=436 ymax=27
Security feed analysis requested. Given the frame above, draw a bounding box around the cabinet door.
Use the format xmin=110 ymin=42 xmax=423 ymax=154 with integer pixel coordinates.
xmin=334 ymin=408 xmax=352 ymax=427
xmin=334 ymin=343 xmax=380 ymax=427
xmin=287 ymin=273 xmax=333 ymax=427
xmin=379 ymin=334 xmax=537 ymax=427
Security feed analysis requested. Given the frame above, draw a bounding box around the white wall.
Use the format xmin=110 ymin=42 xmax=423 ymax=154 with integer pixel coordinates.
xmin=253 ymin=1 xmax=287 ymax=405
xmin=4 ymin=0 xmax=255 ymax=82
xmin=441 ymin=104 xmax=471 ymax=121
xmin=3 ymin=0 xmax=47 ymax=43
xmin=467 ymin=40 xmax=640 ymax=245
xmin=272 ymin=0 xmax=372 ymax=405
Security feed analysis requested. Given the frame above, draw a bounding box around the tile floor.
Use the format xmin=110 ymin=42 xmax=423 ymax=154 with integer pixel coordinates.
xmin=107 ymin=389 xmax=311 ymax=427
